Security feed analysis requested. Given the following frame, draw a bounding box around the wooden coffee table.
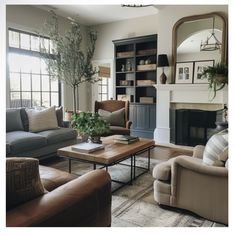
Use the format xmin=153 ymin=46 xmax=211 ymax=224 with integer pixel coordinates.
xmin=57 ymin=135 xmax=155 ymax=192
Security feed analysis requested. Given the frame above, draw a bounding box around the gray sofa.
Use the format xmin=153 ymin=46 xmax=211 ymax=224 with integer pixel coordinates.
xmin=6 ymin=108 xmax=77 ymax=160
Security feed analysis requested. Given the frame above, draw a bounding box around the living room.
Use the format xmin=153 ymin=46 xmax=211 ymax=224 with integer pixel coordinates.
xmin=2 ymin=0 xmax=234 ymax=233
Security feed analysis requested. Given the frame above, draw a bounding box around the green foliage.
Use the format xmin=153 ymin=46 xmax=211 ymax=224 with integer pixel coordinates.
xmin=200 ymin=63 xmax=228 ymax=99
xmin=42 ymin=11 xmax=100 ymax=112
xmin=72 ymin=112 xmax=110 ymax=137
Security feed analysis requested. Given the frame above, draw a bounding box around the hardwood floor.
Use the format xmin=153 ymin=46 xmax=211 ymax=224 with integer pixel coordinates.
xmin=142 ymin=145 xmax=193 ymax=161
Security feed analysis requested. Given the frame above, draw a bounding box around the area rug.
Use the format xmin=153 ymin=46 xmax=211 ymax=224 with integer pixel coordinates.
xmin=44 ymin=156 xmax=225 ymax=227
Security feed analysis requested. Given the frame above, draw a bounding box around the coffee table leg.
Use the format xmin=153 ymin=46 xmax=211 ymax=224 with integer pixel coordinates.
xmin=130 ymin=155 xmax=133 ymax=185
xmin=148 ymin=148 xmax=151 ymax=170
xmin=69 ymin=159 xmax=71 ymax=173
xmin=133 ymin=155 xmax=136 ymax=179
xmin=93 ymin=163 xmax=96 ymax=170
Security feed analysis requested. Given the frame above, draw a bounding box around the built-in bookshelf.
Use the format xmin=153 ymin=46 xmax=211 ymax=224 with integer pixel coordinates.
xmin=113 ymin=34 xmax=157 ymax=138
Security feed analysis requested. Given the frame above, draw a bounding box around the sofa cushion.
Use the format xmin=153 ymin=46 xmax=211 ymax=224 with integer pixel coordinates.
xmin=56 ymin=106 xmax=64 ymax=127
xmin=26 ymin=106 xmax=58 ymax=132
xmin=38 ymin=128 xmax=78 ymax=145
xmin=39 ymin=165 xmax=76 ymax=191
xmin=6 ymin=131 xmax=47 ymax=155
xmin=203 ymin=129 xmax=228 ymax=167
xmin=6 ymin=109 xmax=24 ymax=132
xmin=6 ymin=158 xmax=46 ymax=210
xmin=98 ymin=108 xmax=125 ymax=127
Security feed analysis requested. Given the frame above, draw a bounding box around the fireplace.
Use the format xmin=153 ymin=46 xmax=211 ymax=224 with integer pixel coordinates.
xmin=170 ymin=108 xmax=223 ymax=146
xmin=153 ymin=84 xmax=228 ymax=145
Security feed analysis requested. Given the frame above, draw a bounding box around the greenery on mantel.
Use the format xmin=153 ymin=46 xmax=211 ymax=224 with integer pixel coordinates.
xmin=42 ymin=11 xmax=99 ymax=113
xmin=200 ymin=63 xmax=228 ymax=100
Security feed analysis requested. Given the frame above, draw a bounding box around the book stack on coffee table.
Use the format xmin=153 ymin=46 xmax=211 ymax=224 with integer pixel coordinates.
xmin=113 ymin=135 xmax=140 ymax=144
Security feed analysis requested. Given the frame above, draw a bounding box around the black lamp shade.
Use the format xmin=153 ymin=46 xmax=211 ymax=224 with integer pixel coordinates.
xmin=157 ymin=54 xmax=169 ymax=67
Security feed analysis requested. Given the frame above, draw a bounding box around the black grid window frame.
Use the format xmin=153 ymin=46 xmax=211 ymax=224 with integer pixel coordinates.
xmin=8 ymin=28 xmax=61 ymax=108
xmin=98 ymin=77 xmax=109 ymax=101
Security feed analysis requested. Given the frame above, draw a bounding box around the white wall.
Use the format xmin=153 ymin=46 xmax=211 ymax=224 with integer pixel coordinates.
xmin=93 ymin=5 xmax=228 ymax=85
xmin=6 ymin=5 xmax=228 ymax=111
xmin=6 ymin=5 xmax=90 ymax=112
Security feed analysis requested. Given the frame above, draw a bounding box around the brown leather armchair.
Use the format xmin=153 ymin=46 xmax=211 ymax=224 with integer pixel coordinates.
xmin=95 ymin=100 xmax=132 ymax=135
xmin=7 ymin=165 xmax=112 ymax=227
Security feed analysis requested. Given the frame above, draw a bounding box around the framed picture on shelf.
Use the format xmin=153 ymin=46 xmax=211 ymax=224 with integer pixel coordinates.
xmin=175 ymin=62 xmax=194 ymax=84
xmin=193 ymin=60 xmax=215 ymax=84
xmin=117 ymin=94 xmax=131 ymax=102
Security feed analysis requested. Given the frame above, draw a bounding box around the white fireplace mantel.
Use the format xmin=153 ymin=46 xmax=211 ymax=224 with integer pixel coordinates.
xmin=153 ymin=84 xmax=228 ymax=144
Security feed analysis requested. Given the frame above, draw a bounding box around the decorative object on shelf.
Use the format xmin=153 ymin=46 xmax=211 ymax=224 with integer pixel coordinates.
xmin=117 ymin=94 xmax=131 ymax=102
xmin=137 ymin=49 xmax=156 ymax=56
xmin=157 ymin=54 xmax=169 ymax=84
xmin=119 ymin=80 xmax=131 ymax=86
xmin=175 ymin=62 xmax=194 ymax=84
xmin=200 ymin=17 xmax=222 ymax=51
xmin=117 ymin=51 xmax=134 ymax=58
xmin=140 ymin=96 xmax=154 ymax=104
xmin=139 ymin=60 xmax=145 ymax=65
xmin=137 ymin=64 xmax=156 ymax=71
xmin=121 ymin=64 xmax=125 ymax=72
xmin=126 ymin=61 xmax=132 ymax=71
xmin=71 ymin=112 xmax=110 ymax=143
xmin=200 ymin=62 xmax=228 ymax=99
xmin=193 ymin=60 xmax=215 ymax=84
xmin=41 ymin=11 xmax=98 ymax=113
xmin=137 ymin=80 xmax=155 ymax=86
xmin=145 ymin=58 xmax=151 ymax=65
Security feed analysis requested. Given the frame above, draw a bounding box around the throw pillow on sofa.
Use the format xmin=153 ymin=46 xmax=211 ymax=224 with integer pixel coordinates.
xmin=98 ymin=108 xmax=125 ymax=127
xmin=203 ymin=129 xmax=228 ymax=167
xmin=26 ymin=106 xmax=58 ymax=132
xmin=6 ymin=109 xmax=24 ymax=132
xmin=6 ymin=157 xmax=46 ymax=210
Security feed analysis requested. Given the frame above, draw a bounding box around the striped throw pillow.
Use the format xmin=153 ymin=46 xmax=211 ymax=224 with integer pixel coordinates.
xmin=203 ymin=129 xmax=228 ymax=166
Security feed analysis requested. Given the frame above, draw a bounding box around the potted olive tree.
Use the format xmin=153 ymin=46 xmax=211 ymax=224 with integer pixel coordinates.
xmin=72 ymin=112 xmax=110 ymax=143
xmin=200 ymin=63 xmax=228 ymax=99
xmin=42 ymin=11 xmax=100 ymax=113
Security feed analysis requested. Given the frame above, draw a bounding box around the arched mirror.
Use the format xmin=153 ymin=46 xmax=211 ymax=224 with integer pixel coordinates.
xmin=172 ymin=12 xmax=227 ymax=83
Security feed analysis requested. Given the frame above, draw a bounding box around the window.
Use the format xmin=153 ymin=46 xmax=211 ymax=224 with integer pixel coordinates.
xmin=8 ymin=28 xmax=60 ymax=108
xmin=98 ymin=77 xmax=109 ymax=101
xmin=97 ymin=65 xmax=110 ymax=101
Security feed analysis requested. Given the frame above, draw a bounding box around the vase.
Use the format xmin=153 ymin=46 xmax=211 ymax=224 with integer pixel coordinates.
xmin=89 ymin=136 xmax=102 ymax=144
xmin=215 ymin=75 xmax=227 ymax=84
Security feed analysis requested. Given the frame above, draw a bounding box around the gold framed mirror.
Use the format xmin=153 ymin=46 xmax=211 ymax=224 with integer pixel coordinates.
xmin=172 ymin=12 xmax=227 ymax=83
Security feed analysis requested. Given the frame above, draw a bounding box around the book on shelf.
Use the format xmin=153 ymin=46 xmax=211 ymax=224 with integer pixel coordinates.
xmin=113 ymin=135 xmax=140 ymax=144
xmin=71 ymin=142 xmax=105 ymax=153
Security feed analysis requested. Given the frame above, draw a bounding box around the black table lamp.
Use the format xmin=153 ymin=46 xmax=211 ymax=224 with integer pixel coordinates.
xmin=157 ymin=54 xmax=169 ymax=84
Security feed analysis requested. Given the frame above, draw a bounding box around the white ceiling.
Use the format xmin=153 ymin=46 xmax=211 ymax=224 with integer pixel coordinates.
xmin=36 ymin=5 xmax=161 ymax=25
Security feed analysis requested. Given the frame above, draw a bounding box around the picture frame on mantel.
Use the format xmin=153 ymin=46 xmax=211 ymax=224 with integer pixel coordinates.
xmin=175 ymin=62 xmax=194 ymax=84
xmin=193 ymin=60 xmax=215 ymax=84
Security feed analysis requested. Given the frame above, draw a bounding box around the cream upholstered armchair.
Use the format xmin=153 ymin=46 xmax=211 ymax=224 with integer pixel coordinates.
xmin=95 ymin=100 xmax=132 ymax=135
xmin=152 ymin=144 xmax=228 ymax=225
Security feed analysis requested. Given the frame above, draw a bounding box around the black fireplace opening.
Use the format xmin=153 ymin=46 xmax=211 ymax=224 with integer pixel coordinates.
xmin=170 ymin=108 xmax=224 ymax=146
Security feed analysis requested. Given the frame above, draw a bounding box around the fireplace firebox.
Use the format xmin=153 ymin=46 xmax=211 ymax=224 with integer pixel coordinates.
xmin=170 ymin=109 xmax=223 ymax=146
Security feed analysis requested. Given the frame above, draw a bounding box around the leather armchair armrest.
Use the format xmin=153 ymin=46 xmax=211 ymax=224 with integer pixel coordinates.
xmin=126 ymin=120 xmax=132 ymax=129
xmin=6 ymin=170 xmax=111 ymax=227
